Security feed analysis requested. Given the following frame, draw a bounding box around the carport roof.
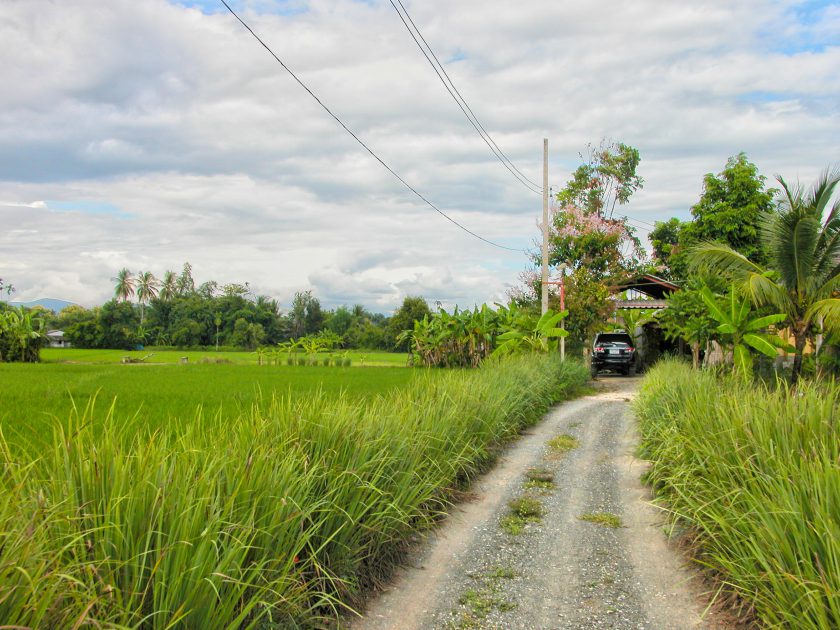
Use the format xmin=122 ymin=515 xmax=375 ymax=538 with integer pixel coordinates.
xmin=615 ymin=274 xmax=679 ymax=300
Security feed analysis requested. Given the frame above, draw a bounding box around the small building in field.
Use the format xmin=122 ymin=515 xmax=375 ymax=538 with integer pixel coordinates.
xmin=46 ymin=330 xmax=71 ymax=348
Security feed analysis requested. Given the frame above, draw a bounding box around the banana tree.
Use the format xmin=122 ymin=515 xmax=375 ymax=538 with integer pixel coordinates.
xmin=616 ymin=308 xmax=655 ymax=346
xmin=0 ymin=307 xmax=45 ymax=362
xmin=493 ymin=309 xmax=569 ymax=356
xmin=699 ymin=285 xmax=791 ymax=377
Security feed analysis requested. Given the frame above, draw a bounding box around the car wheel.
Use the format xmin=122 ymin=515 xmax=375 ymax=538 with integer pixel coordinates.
xmin=590 ymin=366 xmax=599 ymax=378
xmin=628 ymin=364 xmax=636 ymax=377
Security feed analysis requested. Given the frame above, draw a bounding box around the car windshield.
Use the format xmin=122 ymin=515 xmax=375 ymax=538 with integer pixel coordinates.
xmin=598 ymin=341 xmax=629 ymax=348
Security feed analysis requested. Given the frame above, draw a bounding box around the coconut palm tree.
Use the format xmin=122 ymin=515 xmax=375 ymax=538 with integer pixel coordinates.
xmin=136 ymin=271 xmax=159 ymax=326
xmin=690 ymin=167 xmax=840 ymax=382
xmin=159 ymin=271 xmax=178 ymax=301
xmin=112 ymin=268 xmax=136 ymax=302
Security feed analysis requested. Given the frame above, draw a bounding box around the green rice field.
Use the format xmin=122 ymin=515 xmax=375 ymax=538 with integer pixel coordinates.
xmin=0 ymin=362 xmax=418 ymax=452
xmin=40 ymin=347 xmax=409 ymax=366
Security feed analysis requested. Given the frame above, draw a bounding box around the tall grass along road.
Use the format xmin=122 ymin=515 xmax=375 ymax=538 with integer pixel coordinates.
xmin=0 ymin=355 xmax=586 ymax=628
xmin=636 ymin=360 xmax=839 ymax=629
xmin=355 ymin=377 xmax=720 ymax=629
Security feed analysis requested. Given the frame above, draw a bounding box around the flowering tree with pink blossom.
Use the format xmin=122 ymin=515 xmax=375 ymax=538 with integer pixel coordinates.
xmin=549 ymin=202 xmax=642 ymax=280
xmin=512 ymin=141 xmax=648 ymax=352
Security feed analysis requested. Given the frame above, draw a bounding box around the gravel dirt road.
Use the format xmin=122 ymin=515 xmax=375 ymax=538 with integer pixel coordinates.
xmin=350 ymin=376 xmax=729 ymax=630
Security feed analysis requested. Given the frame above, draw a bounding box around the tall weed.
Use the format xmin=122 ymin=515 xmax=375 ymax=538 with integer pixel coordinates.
xmin=0 ymin=355 xmax=587 ymax=628
xmin=636 ymin=360 xmax=840 ymax=629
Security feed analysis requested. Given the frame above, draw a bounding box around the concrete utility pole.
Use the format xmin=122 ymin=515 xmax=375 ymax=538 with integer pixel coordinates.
xmin=541 ymin=138 xmax=549 ymax=315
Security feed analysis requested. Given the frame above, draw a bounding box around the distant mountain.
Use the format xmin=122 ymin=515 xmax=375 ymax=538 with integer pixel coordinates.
xmin=6 ymin=298 xmax=78 ymax=313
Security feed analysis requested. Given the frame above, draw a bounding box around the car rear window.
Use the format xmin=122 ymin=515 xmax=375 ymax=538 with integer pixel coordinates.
xmin=596 ymin=333 xmax=633 ymax=345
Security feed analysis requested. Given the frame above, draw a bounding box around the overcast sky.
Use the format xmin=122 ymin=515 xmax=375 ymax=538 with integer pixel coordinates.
xmin=1 ymin=0 xmax=838 ymax=312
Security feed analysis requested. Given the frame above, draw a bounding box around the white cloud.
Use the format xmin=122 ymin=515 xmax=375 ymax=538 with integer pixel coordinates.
xmin=1 ymin=0 xmax=837 ymax=311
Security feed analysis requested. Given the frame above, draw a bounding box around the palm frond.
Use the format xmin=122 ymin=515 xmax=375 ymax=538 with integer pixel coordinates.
xmin=744 ymin=272 xmax=790 ymax=312
xmin=805 ymin=298 xmax=840 ymax=334
xmin=688 ymin=243 xmax=762 ymax=279
xmin=814 ymin=268 xmax=840 ymax=302
xmin=811 ymin=165 xmax=840 ymax=221
xmin=775 ymin=174 xmax=803 ymax=214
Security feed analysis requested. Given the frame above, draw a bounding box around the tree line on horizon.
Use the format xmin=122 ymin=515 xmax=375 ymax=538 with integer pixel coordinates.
xmin=2 ymin=263 xmax=433 ymax=352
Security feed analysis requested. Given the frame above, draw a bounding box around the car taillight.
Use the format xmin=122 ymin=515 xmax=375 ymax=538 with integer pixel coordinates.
xmin=595 ymin=346 xmax=604 ymax=352
xmin=628 ymin=347 xmax=634 ymax=352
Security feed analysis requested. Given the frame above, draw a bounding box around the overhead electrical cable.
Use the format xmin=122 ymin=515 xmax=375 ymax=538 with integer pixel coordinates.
xmin=621 ymin=215 xmax=657 ymax=229
xmin=218 ymin=0 xmax=526 ymax=253
xmin=388 ymin=0 xmax=543 ymax=196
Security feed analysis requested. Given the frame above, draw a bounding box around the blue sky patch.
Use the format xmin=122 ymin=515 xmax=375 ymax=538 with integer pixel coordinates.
xmin=174 ymin=0 xmax=309 ymax=16
xmin=762 ymin=0 xmax=835 ymax=55
xmin=737 ymin=90 xmax=791 ymax=104
xmin=446 ymin=49 xmax=468 ymax=64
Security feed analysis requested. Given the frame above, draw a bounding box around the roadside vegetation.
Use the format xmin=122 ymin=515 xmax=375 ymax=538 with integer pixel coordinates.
xmin=0 ymin=355 xmax=587 ymax=628
xmin=636 ymin=361 xmax=839 ymax=628
xmin=636 ymin=165 xmax=840 ymax=627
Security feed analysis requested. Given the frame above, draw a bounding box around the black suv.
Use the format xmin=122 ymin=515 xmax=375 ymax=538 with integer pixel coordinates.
xmin=591 ymin=331 xmax=639 ymax=376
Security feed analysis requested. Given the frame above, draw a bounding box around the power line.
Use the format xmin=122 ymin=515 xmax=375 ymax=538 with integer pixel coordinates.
xmin=621 ymin=215 xmax=657 ymax=229
xmin=388 ymin=0 xmax=543 ymax=196
xmin=218 ymin=0 xmax=526 ymax=253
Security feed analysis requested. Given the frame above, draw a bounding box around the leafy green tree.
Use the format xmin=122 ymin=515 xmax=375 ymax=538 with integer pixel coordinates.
xmin=680 ymin=153 xmax=775 ymax=267
xmin=649 ymin=218 xmax=686 ymax=279
xmin=556 ymin=140 xmax=643 ymax=218
xmin=176 ymin=262 xmax=195 ymax=296
xmin=98 ymin=300 xmax=139 ymax=350
xmin=560 ymin=267 xmax=613 ymax=352
xmin=222 ymin=283 xmax=250 ymax=298
xmin=290 ymin=290 xmax=324 ymax=338
xmin=111 ymin=268 xmax=135 ymax=302
xmin=54 ymin=305 xmax=94 ymax=331
xmin=197 ymin=280 xmax=219 ymax=299
xmin=304 ymin=296 xmax=324 ymax=335
xmin=388 ymin=296 xmax=432 ymax=351
xmin=326 ymin=306 xmax=354 ymax=337
xmin=231 ymin=318 xmax=265 ymax=350
xmin=65 ymin=315 xmax=101 ymax=348
xmin=656 ymin=280 xmax=719 ymax=368
xmin=690 ymin=167 xmax=840 ymax=382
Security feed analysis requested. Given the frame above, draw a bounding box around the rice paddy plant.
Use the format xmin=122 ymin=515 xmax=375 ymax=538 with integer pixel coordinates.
xmin=635 ymin=360 xmax=840 ymax=628
xmin=0 ymin=355 xmax=588 ymax=627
